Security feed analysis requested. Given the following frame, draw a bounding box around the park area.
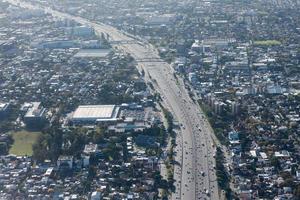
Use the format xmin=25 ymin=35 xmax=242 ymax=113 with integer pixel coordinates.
xmin=9 ymin=130 xmax=41 ymax=156
xmin=254 ymin=40 xmax=281 ymax=46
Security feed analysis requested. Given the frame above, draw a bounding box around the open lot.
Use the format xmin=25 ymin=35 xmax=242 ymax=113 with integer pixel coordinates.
xmin=9 ymin=131 xmax=41 ymax=156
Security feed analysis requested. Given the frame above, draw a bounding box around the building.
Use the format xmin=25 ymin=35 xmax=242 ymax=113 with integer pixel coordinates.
xmin=73 ymin=49 xmax=110 ymax=59
xmin=146 ymin=14 xmax=176 ymax=26
xmin=108 ymin=122 xmax=149 ymax=133
xmin=224 ymin=61 xmax=250 ymax=75
xmin=188 ymin=72 xmax=197 ymax=84
xmin=135 ymin=135 xmax=158 ymax=148
xmin=57 ymin=156 xmax=73 ymax=169
xmin=91 ymin=191 xmax=102 ymax=200
xmin=66 ymin=25 xmax=95 ymax=37
xmin=71 ymin=105 xmax=120 ymax=124
xmin=82 ymin=155 xmax=90 ymax=167
xmin=0 ymin=102 xmax=10 ymax=119
xmin=213 ymin=101 xmax=224 ymax=115
xmin=229 ymin=101 xmax=240 ymax=115
xmin=44 ymin=167 xmax=54 ymax=177
xmin=83 ymin=144 xmax=99 ymax=155
xmin=81 ymin=40 xmax=102 ymax=49
xmin=228 ymin=131 xmax=240 ymax=145
xmin=33 ymin=40 xmax=79 ymax=49
xmin=202 ymin=38 xmax=235 ymax=49
xmin=191 ymin=40 xmax=210 ymax=54
xmin=23 ymin=102 xmax=47 ymax=128
xmin=133 ymin=156 xmax=158 ymax=170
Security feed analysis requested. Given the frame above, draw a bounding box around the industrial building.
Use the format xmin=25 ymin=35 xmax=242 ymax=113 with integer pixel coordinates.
xmin=71 ymin=105 xmax=120 ymax=124
xmin=65 ymin=25 xmax=95 ymax=37
xmin=74 ymin=49 xmax=110 ymax=59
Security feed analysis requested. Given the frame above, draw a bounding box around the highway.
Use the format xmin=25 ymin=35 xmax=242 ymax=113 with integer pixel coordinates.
xmin=6 ymin=1 xmax=221 ymax=199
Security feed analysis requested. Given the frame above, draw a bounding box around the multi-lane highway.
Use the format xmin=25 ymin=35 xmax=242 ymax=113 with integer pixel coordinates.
xmin=6 ymin=1 xmax=221 ymax=199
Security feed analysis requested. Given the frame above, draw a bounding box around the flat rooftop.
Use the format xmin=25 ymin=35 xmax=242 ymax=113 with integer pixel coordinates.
xmin=72 ymin=105 xmax=119 ymax=120
xmin=0 ymin=103 xmax=8 ymax=110
xmin=25 ymin=102 xmax=45 ymax=118
xmin=74 ymin=49 xmax=110 ymax=58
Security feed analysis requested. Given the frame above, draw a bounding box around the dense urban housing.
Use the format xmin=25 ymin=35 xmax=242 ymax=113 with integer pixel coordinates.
xmin=0 ymin=0 xmax=300 ymax=199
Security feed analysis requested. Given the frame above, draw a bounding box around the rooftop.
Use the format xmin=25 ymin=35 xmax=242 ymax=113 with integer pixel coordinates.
xmin=74 ymin=49 xmax=110 ymax=58
xmin=0 ymin=103 xmax=8 ymax=110
xmin=83 ymin=144 xmax=98 ymax=154
xmin=24 ymin=102 xmax=45 ymax=118
xmin=72 ymin=105 xmax=119 ymax=120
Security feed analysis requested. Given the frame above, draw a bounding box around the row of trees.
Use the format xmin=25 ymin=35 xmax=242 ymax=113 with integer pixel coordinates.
xmin=215 ymin=147 xmax=232 ymax=199
xmin=32 ymin=125 xmax=105 ymax=162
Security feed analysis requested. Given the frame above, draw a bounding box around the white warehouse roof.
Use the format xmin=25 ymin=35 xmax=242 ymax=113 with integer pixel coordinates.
xmin=72 ymin=105 xmax=119 ymax=122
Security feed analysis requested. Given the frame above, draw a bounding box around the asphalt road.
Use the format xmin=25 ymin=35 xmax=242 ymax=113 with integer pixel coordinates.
xmin=6 ymin=1 xmax=221 ymax=199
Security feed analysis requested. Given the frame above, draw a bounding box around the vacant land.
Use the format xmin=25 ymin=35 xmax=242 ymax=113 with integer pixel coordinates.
xmin=9 ymin=131 xmax=41 ymax=156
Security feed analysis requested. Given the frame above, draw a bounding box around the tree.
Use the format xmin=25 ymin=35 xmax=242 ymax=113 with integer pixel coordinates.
xmin=0 ymin=142 xmax=8 ymax=155
xmin=270 ymin=156 xmax=281 ymax=171
xmin=92 ymin=128 xmax=104 ymax=143
xmin=103 ymin=142 xmax=120 ymax=160
xmin=295 ymin=185 xmax=300 ymax=199
xmin=32 ymin=135 xmax=48 ymax=162
xmin=33 ymin=127 xmax=63 ymax=162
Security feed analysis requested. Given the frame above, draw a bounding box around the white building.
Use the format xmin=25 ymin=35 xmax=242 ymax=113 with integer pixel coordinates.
xmin=82 ymin=155 xmax=90 ymax=167
xmin=66 ymin=26 xmax=95 ymax=37
xmin=71 ymin=105 xmax=120 ymax=124
xmin=81 ymin=40 xmax=102 ymax=49
xmin=0 ymin=102 xmax=10 ymax=118
xmin=91 ymin=191 xmax=102 ymax=200
xmin=188 ymin=72 xmax=197 ymax=84
xmin=146 ymin=14 xmax=176 ymax=26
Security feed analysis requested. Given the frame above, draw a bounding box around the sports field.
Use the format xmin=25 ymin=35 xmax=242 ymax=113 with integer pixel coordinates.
xmin=9 ymin=131 xmax=41 ymax=156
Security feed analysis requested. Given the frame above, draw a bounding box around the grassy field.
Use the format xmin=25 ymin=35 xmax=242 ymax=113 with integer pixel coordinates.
xmin=9 ymin=131 xmax=41 ymax=156
xmin=254 ymin=40 xmax=281 ymax=46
